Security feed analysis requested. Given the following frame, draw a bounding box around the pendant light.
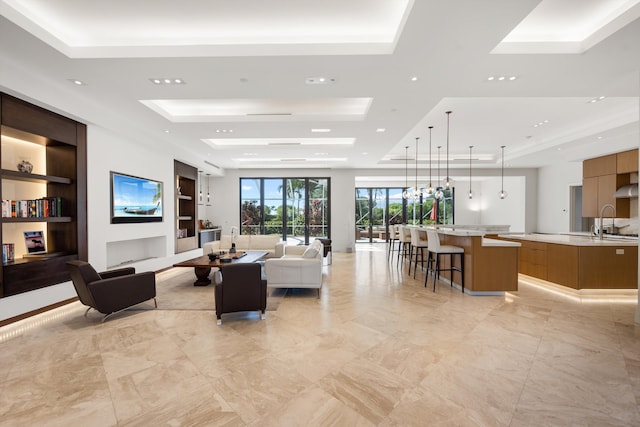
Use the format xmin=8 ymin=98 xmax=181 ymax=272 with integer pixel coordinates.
xmin=425 ymin=126 xmax=434 ymax=196
xmin=468 ymin=145 xmax=474 ymax=199
xmin=434 ymin=145 xmax=444 ymax=200
xmin=443 ymin=111 xmax=454 ymax=190
xmin=206 ymin=174 xmax=211 ymax=205
xmin=499 ymin=145 xmax=508 ymax=199
xmin=412 ymin=137 xmax=420 ymax=198
xmin=402 ymin=146 xmax=412 ymax=199
xmin=198 ymin=170 xmax=203 ymax=204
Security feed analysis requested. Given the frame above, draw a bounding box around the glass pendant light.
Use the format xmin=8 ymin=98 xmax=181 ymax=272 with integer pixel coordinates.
xmin=402 ymin=146 xmax=412 ymax=200
xmin=424 ymin=126 xmax=434 ymax=196
xmin=499 ymin=145 xmax=508 ymax=199
xmin=206 ymin=174 xmax=211 ymax=205
xmin=468 ymin=145 xmax=474 ymax=199
xmin=434 ymin=145 xmax=444 ymax=200
xmin=198 ymin=170 xmax=203 ymax=204
xmin=442 ymin=111 xmax=454 ymax=190
xmin=412 ymin=137 xmax=421 ymax=198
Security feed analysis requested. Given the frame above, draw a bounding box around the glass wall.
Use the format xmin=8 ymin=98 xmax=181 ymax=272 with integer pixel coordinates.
xmin=240 ymin=177 xmax=330 ymax=244
xmin=355 ymin=186 xmax=454 ymax=242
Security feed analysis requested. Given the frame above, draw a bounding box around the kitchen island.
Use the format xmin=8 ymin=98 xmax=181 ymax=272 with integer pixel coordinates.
xmin=497 ymin=233 xmax=638 ymax=290
xmin=420 ymin=227 xmax=521 ymax=295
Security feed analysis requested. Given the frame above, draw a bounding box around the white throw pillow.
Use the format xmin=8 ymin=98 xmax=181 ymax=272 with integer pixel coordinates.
xmin=302 ymin=246 xmax=319 ymax=258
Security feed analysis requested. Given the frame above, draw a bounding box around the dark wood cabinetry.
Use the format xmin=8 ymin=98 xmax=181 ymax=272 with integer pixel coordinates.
xmin=174 ymin=160 xmax=198 ymax=253
xmin=0 ymin=93 xmax=87 ymax=297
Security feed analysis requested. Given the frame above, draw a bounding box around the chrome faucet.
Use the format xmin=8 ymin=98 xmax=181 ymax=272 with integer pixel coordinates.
xmin=598 ymin=204 xmax=616 ymax=240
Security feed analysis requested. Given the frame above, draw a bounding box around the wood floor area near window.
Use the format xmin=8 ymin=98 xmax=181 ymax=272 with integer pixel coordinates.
xmin=1 ymin=246 xmax=639 ymax=426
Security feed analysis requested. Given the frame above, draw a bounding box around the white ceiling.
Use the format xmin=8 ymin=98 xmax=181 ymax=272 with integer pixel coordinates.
xmin=0 ymin=0 xmax=639 ymax=175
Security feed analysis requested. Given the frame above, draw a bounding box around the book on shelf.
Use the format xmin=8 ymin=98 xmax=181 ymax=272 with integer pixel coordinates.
xmin=1 ymin=197 xmax=63 ymax=218
xmin=2 ymin=243 xmax=15 ymax=263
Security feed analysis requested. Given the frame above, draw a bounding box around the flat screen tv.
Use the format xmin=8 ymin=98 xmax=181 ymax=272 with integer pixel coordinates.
xmin=110 ymin=171 xmax=163 ymax=224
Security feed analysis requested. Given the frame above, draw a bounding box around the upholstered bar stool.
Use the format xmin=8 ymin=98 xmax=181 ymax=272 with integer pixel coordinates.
xmin=425 ymin=229 xmax=464 ymax=292
xmin=397 ymin=225 xmax=412 ymax=265
xmin=408 ymin=227 xmax=429 ymax=277
xmin=387 ymin=224 xmax=400 ymax=261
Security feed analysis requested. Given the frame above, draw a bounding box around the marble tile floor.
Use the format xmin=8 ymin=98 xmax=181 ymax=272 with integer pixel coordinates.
xmin=1 ymin=244 xmax=639 ymax=426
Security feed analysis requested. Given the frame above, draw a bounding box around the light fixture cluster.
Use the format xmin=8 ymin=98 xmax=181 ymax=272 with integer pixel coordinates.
xmin=487 ymin=76 xmax=517 ymax=81
xmin=215 ymin=129 xmax=233 ymax=133
xmin=149 ymin=78 xmax=186 ymax=85
xmin=532 ymin=119 xmax=549 ymax=128
xmin=305 ymin=77 xmax=336 ymax=85
xmin=588 ymin=96 xmax=606 ymax=103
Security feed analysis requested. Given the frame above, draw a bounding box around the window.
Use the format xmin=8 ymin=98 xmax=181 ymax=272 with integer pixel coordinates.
xmin=355 ymin=186 xmax=454 ymax=242
xmin=240 ymin=177 xmax=330 ymax=244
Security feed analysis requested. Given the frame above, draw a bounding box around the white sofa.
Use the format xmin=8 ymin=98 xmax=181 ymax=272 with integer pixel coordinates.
xmin=264 ymin=239 xmax=324 ymax=296
xmin=203 ymin=234 xmax=284 ymax=259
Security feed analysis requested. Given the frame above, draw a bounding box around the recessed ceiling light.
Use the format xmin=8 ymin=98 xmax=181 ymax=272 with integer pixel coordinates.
xmin=362 ymin=152 xmax=368 ymax=155
xmin=305 ymin=77 xmax=336 ymax=85
xmin=487 ymin=76 xmax=517 ymax=82
xmin=597 ymin=136 xmax=604 ymax=140
xmin=588 ymin=96 xmax=606 ymax=103
xmin=68 ymin=79 xmax=85 ymax=85
xmin=376 ymin=128 xmax=386 ymax=133
xmin=410 ymin=76 xmax=418 ymax=82
xmin=164 ymin=130 xmax=170 ymax=133
xmin=149 ymin=78 xmax=186 ymax=85
xmin=311 ymin=128 xmax=331 ymax=133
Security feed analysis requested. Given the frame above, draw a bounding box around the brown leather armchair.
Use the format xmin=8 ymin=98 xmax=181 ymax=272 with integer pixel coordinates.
xmin=213 ymin=263 xmax=267 ymax=325
xmin=66 ymin=260 xmax=157 ymax=322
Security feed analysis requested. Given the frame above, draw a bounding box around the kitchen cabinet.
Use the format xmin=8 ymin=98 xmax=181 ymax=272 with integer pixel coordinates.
xmin=582 ymin=154 xmax=631 ymax=218
xmin=617 ymin=149 xmax=638 ymax=174
xmin=499 ymin=235 xmax=637 ymax=290
xmin=583 ymin=154 xmax=616 ymax=178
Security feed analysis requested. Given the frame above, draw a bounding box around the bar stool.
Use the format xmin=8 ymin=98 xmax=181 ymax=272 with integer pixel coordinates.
xmin=408 ymin=227 xmax=429 ymax=277
xmin=387 ymin=224 xmax=400 ymax=261
xmin=425 ymin=229 xmax=464 ymax=292
xmin=397 ymin=225 xmax=412 ymax=265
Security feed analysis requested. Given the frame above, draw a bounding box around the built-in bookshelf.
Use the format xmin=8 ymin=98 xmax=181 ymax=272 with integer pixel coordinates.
xmin=174 ymin=160 xmax=198 ymax=253
xmin=0 ymin=93 xmax=87 ymax=297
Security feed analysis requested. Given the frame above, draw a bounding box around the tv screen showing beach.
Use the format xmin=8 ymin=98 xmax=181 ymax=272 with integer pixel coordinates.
xmin=111 ymin=172 xmax=163 ymax=223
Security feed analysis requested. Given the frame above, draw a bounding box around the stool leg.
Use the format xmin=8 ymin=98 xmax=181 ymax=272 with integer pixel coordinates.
xmin=449 ymin=254 xmax=453 ymax=288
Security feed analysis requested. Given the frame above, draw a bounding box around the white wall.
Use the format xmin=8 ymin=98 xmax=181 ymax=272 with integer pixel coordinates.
xmin=536 ymin=161 xmax=583 ymax=233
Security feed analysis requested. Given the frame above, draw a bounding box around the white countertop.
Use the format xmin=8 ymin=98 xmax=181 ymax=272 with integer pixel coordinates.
xmin=499 ymin=233 xmax=638 ymax=247
xmin=482 ymin=238 xmax=521 ymax=247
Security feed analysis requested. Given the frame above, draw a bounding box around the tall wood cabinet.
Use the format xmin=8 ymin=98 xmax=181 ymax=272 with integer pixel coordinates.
xmin=0 ymin=93 xmax=87 ymax=297
xmin=174 ymin=160 xmax=198 ymax=253
xmin=582 ymin=153 xmax=632 ymax=218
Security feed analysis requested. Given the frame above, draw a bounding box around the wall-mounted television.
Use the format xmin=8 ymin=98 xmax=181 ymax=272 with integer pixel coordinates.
xmin=110 ymin=171 xmax=163 ymax=224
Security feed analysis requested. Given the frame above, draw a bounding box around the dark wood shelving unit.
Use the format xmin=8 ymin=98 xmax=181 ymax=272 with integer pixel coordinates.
xmin=0 ymin=93 xmax=87 ymax=297
xmin=174 ymin=160 xmax=198 ymax=253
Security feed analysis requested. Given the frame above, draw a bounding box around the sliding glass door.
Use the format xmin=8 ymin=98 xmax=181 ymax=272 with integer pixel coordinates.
xmin=240 ymin=177 xmax=330 ymax=244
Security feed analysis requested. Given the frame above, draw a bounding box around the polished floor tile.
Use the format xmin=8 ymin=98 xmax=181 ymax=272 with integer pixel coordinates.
xmin=1 ymin=244 xmax=639 ymax=426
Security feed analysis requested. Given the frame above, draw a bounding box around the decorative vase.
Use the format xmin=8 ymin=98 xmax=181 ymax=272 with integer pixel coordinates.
xmin=17 ymin=160 xmax=33 ymax=173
